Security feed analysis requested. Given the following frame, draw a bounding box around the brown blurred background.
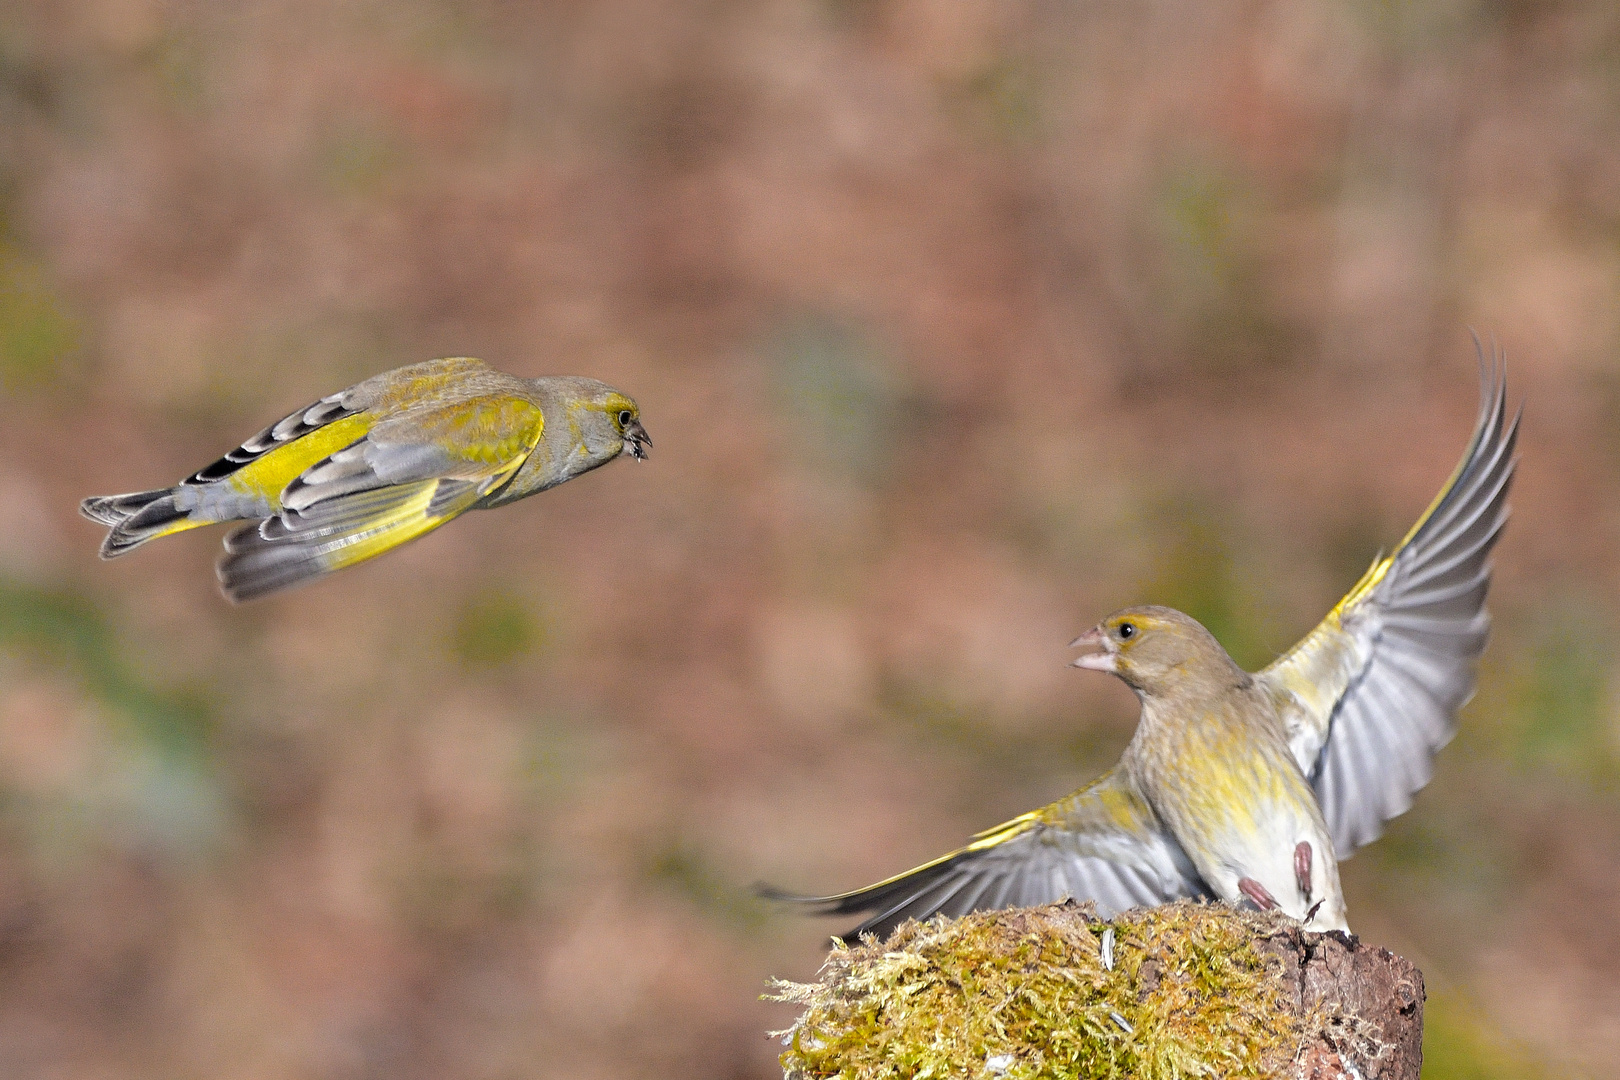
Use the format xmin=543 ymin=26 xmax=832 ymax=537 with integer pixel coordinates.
xmin=0 ymin=0 xmax=1615 ymax=1076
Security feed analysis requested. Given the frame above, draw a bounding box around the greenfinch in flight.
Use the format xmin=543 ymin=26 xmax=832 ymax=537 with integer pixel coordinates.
xmin=771 ymin=351 xmax=1517 ymax=937
xmin=82 ymin=357 xmax=650 ymax=601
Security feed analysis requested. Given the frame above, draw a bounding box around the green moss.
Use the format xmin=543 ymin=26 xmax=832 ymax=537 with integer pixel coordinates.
xmin=770 ymin=901 xmax=1305 ymax=1080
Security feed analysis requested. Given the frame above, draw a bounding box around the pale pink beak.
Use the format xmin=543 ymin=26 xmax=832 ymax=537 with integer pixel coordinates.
xmin=1069 ymin=626 xmax=1117 ymax=672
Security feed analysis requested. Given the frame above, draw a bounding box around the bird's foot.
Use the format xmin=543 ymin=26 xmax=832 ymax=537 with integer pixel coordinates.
xmin=1295 ymin=841 xmax=1313 ymax=903
xmin=1238 ymin=877 xmax=1278 ymax=911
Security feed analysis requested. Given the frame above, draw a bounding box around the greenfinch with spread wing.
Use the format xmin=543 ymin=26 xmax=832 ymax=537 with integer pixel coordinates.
xmin=82 ymin=357 xmax=650 ymax=601
xmin=770 ymin=351 xmax=1517 ymax=937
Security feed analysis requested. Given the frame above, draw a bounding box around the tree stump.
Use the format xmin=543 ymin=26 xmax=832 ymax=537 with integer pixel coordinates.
xmin=769 ymin=900 xmax=1423 ymax=1079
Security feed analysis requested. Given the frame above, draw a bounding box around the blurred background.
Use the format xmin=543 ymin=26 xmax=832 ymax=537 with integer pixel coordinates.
xmin=0 ymin=0 xmax=1615 ymax=1076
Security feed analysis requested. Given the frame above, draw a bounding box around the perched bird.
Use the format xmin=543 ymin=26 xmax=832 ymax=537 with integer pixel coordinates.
xmin=769 ymin=352 xmax=1518 ymax=938
xmin=82 ymin=357 xmax=650 ymax=602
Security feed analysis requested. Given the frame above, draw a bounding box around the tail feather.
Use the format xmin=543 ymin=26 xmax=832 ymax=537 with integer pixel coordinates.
xmin=81 ymin=488 xmax=206 ymax=558
xmin=80 ymin=489 xmax=168 ymax=527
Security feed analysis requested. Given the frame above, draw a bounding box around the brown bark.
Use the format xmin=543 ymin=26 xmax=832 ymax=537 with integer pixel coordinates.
xmin=1257 ymin=924 xmax=1425 ymax=1079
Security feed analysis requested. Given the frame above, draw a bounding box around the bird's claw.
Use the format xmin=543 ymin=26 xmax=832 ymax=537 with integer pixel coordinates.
xmin=1238 ymin=877 xmax=1278 ymax=911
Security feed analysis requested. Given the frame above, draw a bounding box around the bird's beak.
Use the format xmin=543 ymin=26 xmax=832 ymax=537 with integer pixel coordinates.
xmin=1069 ymin=626 xmax=1117 ymax=672
xmin=623 ymin=419 xmax=651 ymax=461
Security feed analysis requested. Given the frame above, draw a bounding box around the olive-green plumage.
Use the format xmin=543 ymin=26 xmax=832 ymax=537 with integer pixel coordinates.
xmin=81 ymin=357 xmax=650 ymax=601
xmin=771 ymin=348 xmax=1519 ymax=939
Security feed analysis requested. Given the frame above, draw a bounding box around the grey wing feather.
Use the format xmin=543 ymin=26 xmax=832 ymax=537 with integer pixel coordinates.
xmin=1262 ymin=342 xmax=1518 ymax=856
xmin=280 ymin=435 xmax=485 ymax=514
xmin=216 ymin=478 xmax=480 ymax=602
xmin=255 ymin=482 xmax=447 ymax=543
xmin=212 ymin=386 xmax=537 ymax=601
xmin=766 ymin=824 xmax=1207 ymax=944
xmin=763 ymin=769 xmax=1210 ymax=943
xmin=186 ymin=392 xmax=356 ymax=485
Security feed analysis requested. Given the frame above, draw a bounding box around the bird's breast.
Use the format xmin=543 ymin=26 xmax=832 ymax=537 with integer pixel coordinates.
xmin=1132 ymin=701 xmax=1346 ymax=928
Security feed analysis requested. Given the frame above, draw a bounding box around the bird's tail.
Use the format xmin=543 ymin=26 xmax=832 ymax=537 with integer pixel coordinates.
xmin=80 ymin=488 xmax=208 ymax=558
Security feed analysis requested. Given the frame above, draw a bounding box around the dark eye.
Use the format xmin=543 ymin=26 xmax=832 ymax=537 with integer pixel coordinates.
xmin=617 ymin=409 xmax=634 ymax=427
xmin=1117 ymin=622 xmax=1136 ymax=640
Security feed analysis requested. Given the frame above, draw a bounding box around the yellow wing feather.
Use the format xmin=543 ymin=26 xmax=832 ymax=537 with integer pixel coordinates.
xmin=216 ymin=396 xmax=546 ymax=601
xmin=223 ymin=414 xmax=375 ymax=508
xmin=316 ymin=480 xmax=482 ymax=573
xmin=307 ymin=394 xmax=548 ymax=574
xmin=398 ymin=395 xmax=545 ymax=476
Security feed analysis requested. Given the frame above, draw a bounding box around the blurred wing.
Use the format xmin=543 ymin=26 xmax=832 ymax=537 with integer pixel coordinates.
xmin=217 ymin=479 xmax=484 ymax=602
xmin=215 ymin=394 xmax=545 ymax=601
xmin=765 ymin=768 xmax=1210 ymax=943
xmin=1258 ymin=347 xmax=1519 ymax=856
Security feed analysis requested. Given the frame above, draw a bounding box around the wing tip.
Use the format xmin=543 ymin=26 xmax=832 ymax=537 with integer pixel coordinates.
xmin=215 ymin=525 xmax=326 ymax=603
xmin=753 ymin=880 xmax=836 ymax=910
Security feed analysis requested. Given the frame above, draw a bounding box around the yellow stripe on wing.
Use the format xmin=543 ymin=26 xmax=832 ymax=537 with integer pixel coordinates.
xmin=797 ymin=817 xmax=1039 ymax=904
xmin=832 ymin=771 xmax=1152 ymax=899
xmin=317 ymin=479 xmax=483 ymax=574
xmin=1269 ymin=394 xmax=1481 ymax=688
xmin=1260 ymin=365 xmax=1507 ymax=775
xmin=224 ymin=413 xmax=374 ymax=509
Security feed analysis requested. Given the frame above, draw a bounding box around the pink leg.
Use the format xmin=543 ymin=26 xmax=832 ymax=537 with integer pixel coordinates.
xmin=1238 ymin=877 xmax=1277 ymax=911
xmin=1295 ymin=841 xmax=1313 ymax=902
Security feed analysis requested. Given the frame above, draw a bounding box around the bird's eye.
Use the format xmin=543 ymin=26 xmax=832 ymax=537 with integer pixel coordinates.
xmin=1118 ymin=622 xmax=1136 ymax=640
xmin=617 ymin=409 xmax=634 ymax=428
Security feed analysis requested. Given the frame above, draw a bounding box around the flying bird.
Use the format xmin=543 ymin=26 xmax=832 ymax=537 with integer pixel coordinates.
xmin=82 ymin=357 xmax=649 ymax=601
xmin=768 ymin=350 xmax=1517 ymax=938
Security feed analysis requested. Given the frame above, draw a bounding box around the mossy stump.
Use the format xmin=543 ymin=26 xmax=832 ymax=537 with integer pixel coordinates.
xmin=770 ymin=900 xmax=1423 ymax=1080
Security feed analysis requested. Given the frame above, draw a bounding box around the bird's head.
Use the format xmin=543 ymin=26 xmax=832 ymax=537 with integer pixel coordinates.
xmin=570 ymin=383 xmax=651 ymax=464
xmin=1069 ymin=605 xmax=1241 ymax=696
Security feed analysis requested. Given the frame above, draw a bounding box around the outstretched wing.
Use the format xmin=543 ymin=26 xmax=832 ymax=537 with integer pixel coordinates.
xmin=216 ymin=394 xmax=545 ymax=601
xmin=1258 ymin=346 xmax=1519 ymax=856
xmin=764 ymin=768 xmax=1210 ymax=943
